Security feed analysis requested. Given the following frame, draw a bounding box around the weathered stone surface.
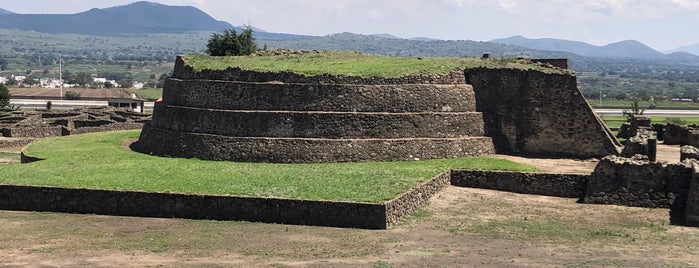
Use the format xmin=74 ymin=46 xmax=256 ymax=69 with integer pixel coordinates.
xmin=664 ymin=123 xmax=690 ymax=145
xmin=620 ymin=128 xmax=657 ymax=161
xmin=584 ymin=155 xmax=694 ymax=208
xmin=137 ymin=55 xmax=497 ymax=163
xmin=152 ymin=105 xmax=486 ymax=139
xmin=0 ymin=169 xmax=453 ymax=229
xmin=133 ymin=124 xmax=495 ymax=163
xmin=465 ymin=67 xmax=620 ymax=158
xmin=0 ymin=184 xmax=388 ymax=229
xmin=165 ymin=79 xmax=477 ymax=113
xmin=685 ymin=169 xmax=699 ymax=227
xmin=451 ymin=170 xmax=589 ymax=198
xmin=0 ymin=107 xmax=150 ymax=139
xmin=681 ymin=145 xmax=699 ymax=161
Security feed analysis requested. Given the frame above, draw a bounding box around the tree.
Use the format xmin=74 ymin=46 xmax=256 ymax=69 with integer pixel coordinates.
xmin=118 ymin=78 xmax=133 ymax=89
xmin=0 ymin=59 xmax=7 ymax=71
xmin=0 ymin=84 xmax=10 ymax=108
xmin=206 ymin=26 xmax=258 ymax=56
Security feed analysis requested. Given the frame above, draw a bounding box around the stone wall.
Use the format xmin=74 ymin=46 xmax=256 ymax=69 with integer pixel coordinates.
xmin=0 ymin=170 xmax=453 ymax=229
xmin=1 ymin=108 xmax=151 ymax=139
xmin=133 ymin=124 xmax=495 ymax=163
xmin=0 ymin=137 xmax=34 ymax=148
xmin=583 ymin=155 xmax=693 ymax=209
xmin=684 ymin=171 xmax=699 ymax=227
xmin=385 ymin=172 xmax=451 ymax=224
xmin=164 ymin=79 xmax=477 ymax=113
xmin=465 ymin=67 xmax=620 ymax=158
xmin=450 ymin=170 xmax=588 ymax=198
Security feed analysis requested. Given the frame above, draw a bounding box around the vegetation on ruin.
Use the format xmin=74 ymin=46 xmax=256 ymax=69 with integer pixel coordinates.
xmin=184 ymin=51 xmax=569 ymax=78
xmin=600 ymin=115 xmax=699 ymax=129
xmin=2 ymin=130 xmax=537 ymax=203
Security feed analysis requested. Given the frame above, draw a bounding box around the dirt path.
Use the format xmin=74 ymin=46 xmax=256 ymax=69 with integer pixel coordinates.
xmin=1 ymin=187 xmax=697 ymax=267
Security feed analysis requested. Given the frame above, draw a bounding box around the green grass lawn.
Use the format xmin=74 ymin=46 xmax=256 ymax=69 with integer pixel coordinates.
xmin=600 ymin=116 xmax=699 ymax=129
xmin=184 ymin=51 xmax=567 ymax=77
xmin=589 ymin=100 xmax=699 ymax=109
xmin=124 ymin=88 xmax=162 ymax=100
xmin=1 ymin=130 xmax=536 ymax=203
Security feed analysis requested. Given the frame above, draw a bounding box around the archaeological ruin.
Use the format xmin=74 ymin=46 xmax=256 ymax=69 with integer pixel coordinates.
xmin=4 ymin=52 xmax=698 ymax=229
xmin=132 ymin=54 xmax=620 ymax=163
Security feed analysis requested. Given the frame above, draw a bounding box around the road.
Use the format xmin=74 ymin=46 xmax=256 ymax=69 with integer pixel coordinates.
xmin=594 ymin=109 xmax=699 ymax=117
xmin=8 ymin=99 xmax=699 ymax=117
xmin=11 ymin=99 xmax=155 ymax=110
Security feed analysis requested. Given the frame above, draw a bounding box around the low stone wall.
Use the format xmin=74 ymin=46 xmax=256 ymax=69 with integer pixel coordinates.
xmin=0 ymin=169 xmax=455 ymax=229
xmin=0 ymin=137 xmax=33 ymax=148
xmin=1 ymin=126 xmax=65 ymax=138
xmin=664 ymin=123 xmax=690 ymax=145
xmin=583 ymin=155 xmax=693 ymax=208
xmin=0 ymin=185 xmax=389 ymax=229
xmin=153 ymin=105 xmax=485 ymax=139
xmin=684 ymin=172 xmax=699 ymax=227
xmin=450 ymin=170 xmax=588 ymax=198
xmin=385 ymin=172 xmax=451 ymax=224
xmin=69 ymin=122 xmax=145 ymax=135
xmin=134 ymin=124 xmax=495 ymax=163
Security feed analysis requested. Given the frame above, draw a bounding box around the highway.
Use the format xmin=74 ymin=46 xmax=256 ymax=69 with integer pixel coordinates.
xmin=594 ymin=109 xmax=699 ymax=117
xmin=11 ymin=99 xmax=155 ymax=110
xmin=9 ymin=99 xmax=699 ymax=117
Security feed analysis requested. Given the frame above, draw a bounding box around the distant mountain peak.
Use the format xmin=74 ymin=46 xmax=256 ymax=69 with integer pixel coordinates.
xmin=490 ymin=35 xmax=666 ymax=60
xmin=0 ymin=8 xmax=15 ymax=15
xmin=0 ymin=2 xmax=233 ymax=35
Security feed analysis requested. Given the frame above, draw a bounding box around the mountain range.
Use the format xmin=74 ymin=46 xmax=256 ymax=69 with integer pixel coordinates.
xmin=0 ymin=1 xmax=697 ymax=61
xmin=490 ymin=35 xmax=699 ymax=60
xmin=0 ymin=1 xmax=232 ymax=35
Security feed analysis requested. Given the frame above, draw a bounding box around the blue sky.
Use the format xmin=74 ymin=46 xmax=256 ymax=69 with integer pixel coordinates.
xmin=2 ymin=0 xmax=698 ymax=51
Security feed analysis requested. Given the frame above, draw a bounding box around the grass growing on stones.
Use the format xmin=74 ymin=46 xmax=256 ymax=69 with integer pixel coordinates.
xmin=0 ymin=130 xmax=536 ymax=203
xmin=185 ymin=51 xmax=568 ymax=77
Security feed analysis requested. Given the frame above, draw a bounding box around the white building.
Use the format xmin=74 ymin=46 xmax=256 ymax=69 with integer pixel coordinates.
xmin=0 ymin=77 xmax=6 ymax=84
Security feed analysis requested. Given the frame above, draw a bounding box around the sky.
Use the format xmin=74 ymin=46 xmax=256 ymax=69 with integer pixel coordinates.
xmin=1 ymin=0 xmax=698 ymax=51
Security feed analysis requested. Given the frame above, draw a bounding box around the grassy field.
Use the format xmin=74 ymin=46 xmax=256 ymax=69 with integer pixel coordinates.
xmin=184 ymin=51 xmax=567 ymax=77
xmin=600 ymin=115 xmax=699 ymax=129
xmin=1 ymin=130 xmax=536 ymax=203
xmin=124 ymin=88 xmax=162 ymax=100
xmin=589 ymin=99 xmax=699 ymax=109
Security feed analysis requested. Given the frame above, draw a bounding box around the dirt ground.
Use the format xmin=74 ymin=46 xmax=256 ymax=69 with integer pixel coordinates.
xmin=1 ymin=144 xmax=697 ymax=267
xmin=1 ymin=186 xmax=697 ymax=267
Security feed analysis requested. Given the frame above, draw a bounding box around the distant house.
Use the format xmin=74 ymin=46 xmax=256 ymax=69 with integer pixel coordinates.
xmin=0 ymin=77 xmax=6 ymax=84
xmin=12 ymin=75 xmax=26 ymax=83
xmin=93 ymin=77 xmax=107 ymax=84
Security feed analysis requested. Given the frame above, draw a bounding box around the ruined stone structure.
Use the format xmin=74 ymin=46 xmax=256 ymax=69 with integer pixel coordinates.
xmin=134 ymin=55 xmax=619 ymax=163
xmin=0 ymin=107 xmax=150 ymax=145
xmin=465 ymin=67 xmax=620 ymax=158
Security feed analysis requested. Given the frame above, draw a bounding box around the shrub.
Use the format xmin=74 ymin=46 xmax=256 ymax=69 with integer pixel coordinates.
xmin=64 ymin=91 xmax=80 ymax=100
xmin=664 ymin=117 xmax=687 ymax=126
xmin=46 ymin=101 xmax=52 ymax=110
xmin=0 ymin=83 xmax=9 ymax=109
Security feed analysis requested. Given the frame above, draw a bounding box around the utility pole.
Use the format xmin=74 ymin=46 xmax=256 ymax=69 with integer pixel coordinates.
xmin=59 ymin=56 xmax=63 ymax=100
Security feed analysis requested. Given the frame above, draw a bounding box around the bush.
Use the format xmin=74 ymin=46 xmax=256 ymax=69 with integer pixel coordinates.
xmin=206 ymin=26 xmax=257 ymax=56
xmin=46 ymin=101 xmax=52 ymax=110
xmin=0 ymin=83 xmax=9 ymax=108
xmin=64 ymin=91 xmax=80 ymax=100
xmin=664 ymin=117 xmax=687 ymax=126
